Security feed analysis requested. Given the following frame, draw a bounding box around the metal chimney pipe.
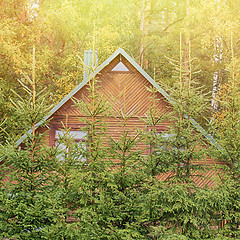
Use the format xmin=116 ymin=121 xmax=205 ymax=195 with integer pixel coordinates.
xmin=83 ymin=49 xmax=98 ymax=81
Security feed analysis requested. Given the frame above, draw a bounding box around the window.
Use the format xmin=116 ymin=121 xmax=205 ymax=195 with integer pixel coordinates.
xmin=55 ymin=130 xmax=87 ymax=163
xmin=156 ymin=132 xmax=184 ymax=152
xmin=148 ymin=129 xmax=184 ymax=156
xmin=111 ymin=62 xmax=129 ymax=72
xmin=156 ymin=132 xmax=187 ymax=170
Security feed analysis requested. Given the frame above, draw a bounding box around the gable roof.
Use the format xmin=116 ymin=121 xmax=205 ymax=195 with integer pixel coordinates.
xmin=15 ymin=48 xmax=224 ymax=153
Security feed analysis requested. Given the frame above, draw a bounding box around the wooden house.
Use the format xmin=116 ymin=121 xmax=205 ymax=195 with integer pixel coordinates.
xmin=16 ymin=48 xmax=223 ymax=186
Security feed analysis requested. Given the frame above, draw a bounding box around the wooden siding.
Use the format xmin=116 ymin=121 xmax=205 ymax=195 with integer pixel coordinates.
xmin=46 ymin=55 xmax=172 ymax=149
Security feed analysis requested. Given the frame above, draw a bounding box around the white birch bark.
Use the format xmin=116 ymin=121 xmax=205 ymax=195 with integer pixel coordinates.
xmin=139 ymin=0 xmax=146 ymax=68
xmin=211 ymin=36 xmax=223 ymax=116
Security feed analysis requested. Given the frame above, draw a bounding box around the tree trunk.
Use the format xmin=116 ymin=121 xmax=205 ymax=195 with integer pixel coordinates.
xmin=211 ymin=37 xmax=223 ymax=117
xmin=139 ymin=0 xmax=146 ymax=68
xmin=184 ymin=0 xmax=190 ymax=82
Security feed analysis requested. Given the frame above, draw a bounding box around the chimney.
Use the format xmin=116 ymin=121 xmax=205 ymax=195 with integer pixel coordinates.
xmin=83 ymin=49 xmax=98 ymax=81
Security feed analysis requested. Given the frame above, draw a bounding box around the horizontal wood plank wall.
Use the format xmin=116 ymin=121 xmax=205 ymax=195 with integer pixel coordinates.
xmin=36 ymin=54 xmax=224 ymax=187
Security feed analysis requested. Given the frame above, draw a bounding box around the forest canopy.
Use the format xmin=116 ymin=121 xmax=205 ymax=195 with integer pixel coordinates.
xmin=1 ymin=0 xmax=240 ymax=140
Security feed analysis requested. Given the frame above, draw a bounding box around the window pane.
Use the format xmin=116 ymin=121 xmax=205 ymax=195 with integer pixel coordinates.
xmin=57 ymin=143 xmax=66 ymax=162
xmin=55 ymin=130 xmax=87 ymax=163
xmin=111 ymin=62 xmax=129 ymax=72
xmin=56 ymin=130 xmax=86 ymax=139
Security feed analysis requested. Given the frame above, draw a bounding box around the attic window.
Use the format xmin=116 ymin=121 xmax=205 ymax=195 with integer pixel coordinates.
xmin=111 ymin=62 xmax=129 ymax=72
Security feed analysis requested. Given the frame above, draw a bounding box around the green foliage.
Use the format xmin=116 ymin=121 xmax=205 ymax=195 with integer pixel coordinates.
xmin=1 ymin=57 xmax=239 ymax=239
xmin=2 ymin=0 xmax=240 ymax=137
xmin=160 ymin=36 xmax=209 ymax=184
xmin=1 ymin=1 xmax=240 ymax=238
xmin=209 ymin=36 xmax=240 ymax=238
xmin=0 ymin=48 xmax=56 ymax=239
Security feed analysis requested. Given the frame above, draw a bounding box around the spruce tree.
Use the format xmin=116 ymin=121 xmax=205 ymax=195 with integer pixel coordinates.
xmin=165 ymin=36 xmax=209 ymax=185
xmin=103 ymin=87 xmax=146 ymax=239
xmin=144 ymin=35 xmax=213 ymax=239
xmin=41 ymin=121 xmax=87 ymax=239
xmin=0 ymin=47 xmax=55 ymax=239
xmin=210 ymin=35 xmax=240 ymax=238
xmin=140 ymin=76 xmax=172 ymax=233
xmin=71 ymin=53 xmax=114 ymax=238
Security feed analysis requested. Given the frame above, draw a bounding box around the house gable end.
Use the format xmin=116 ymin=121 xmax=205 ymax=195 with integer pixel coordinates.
xmin=15 ymin=48 xmax=223 ymax=154
xmin=51 ymin=54 xmax=171 ymax=118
